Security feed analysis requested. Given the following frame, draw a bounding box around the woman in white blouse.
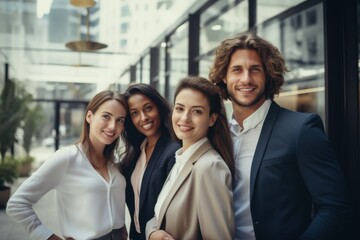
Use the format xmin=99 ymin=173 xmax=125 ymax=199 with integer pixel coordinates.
xmin=146 ymin=76 xmax=235 ymax=240
xmin=6 ymin=90 xmax=128 ymax=240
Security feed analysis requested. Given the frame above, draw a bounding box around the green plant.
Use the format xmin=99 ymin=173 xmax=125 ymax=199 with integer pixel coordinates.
xmin=22 ymin=104 xmax=44 ymax=156
xmin=0 ymin=158 xmax=17 ymax=189
xmin=0 ymin=79 xmax=31 ymax=161
xmin=15 ymin=156 xmax=34 ymax=177
xmin=15 ymin=156 xmax=35 ymax=164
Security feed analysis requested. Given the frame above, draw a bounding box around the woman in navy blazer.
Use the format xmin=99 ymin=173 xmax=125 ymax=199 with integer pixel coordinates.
xmin=121 ymin=83 xmax=180 ymax=240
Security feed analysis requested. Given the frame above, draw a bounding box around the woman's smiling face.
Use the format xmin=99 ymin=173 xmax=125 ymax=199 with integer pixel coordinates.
xmin=86 ymin=99 xmax=126 ymax=148
xmin=127 ymin=93 xmax=162 ymax=139
xmin=172 ymin=88 xmax=217 ymax=151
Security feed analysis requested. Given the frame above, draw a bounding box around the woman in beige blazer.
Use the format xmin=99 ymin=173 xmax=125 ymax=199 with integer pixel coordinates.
xmin=146 ymin=76 xmax=235 ymax=240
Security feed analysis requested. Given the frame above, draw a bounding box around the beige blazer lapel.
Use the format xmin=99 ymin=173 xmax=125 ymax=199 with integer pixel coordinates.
xmin=157 ymin=141 xmax=213 ymax=227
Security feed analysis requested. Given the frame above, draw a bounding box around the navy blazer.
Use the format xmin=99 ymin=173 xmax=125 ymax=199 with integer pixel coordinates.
xmin=249 ymin=101 xmax=350 ymax=240
xmin=124 ymin=134 xmax=180 ymax=240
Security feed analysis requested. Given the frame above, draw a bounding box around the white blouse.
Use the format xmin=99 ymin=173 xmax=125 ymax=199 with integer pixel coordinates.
xmin=6 ymin=144 xmax=126 ymax=240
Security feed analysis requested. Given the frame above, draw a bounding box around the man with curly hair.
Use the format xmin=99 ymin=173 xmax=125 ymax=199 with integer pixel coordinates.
xmin=209 ymin=32 xmax=350 ymax=240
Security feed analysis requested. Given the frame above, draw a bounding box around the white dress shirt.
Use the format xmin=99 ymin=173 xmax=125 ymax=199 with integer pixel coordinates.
xmin=231 ymin=99 xmax=271 ymax=240
xmin=154 ymin=137 xmax=207 ymax=219
xmin=6 ymin=144 xmax=126 ymax=240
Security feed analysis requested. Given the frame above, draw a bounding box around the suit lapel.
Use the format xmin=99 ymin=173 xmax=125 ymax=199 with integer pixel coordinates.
xmin=250 ymin=101 xmax=280 ymax=201
xmin=157 ymin=141 xmax=212 ymax=227
xmin=139 ymin=135 xmax=167 ymax=210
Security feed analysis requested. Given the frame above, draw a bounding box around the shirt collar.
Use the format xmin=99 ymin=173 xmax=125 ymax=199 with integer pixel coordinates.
xmin=139 ymin=138 xmax=149 ymax=165
xmin=140 ymin=138 xmax=148 ymax=150
xmin=175 ymin=137 xmax=208 ymax=164
xmin=230 ymin=99 xmax=272 ymax=134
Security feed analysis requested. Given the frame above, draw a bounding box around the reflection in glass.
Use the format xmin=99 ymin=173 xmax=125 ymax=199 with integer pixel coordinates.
xmin=136 ymin=60 xmax=142 ymax=83
xmin=257 ymin=3 xmax=325 ymax=124
xmin=36 ymin=102 xmax=55 ymax=150
xmin=158 ymin=43 xmax=166 ymax=96
xmin=199 ymin=0 xmax=248 ymax=77
xmin=36 ymin=101 xmax=87 ymax=152
xmin=168 ymin=22 xmax=189 ymax=102
xmin=119 ymin=70 xmax=130 ymax=91
xmin=257 ymin=0 xmax=307 ymax=24
xmin=32 ymin=82 xmax=96 ymax=101
xmin=142 ymin=53 xmax=150 ymax=84
xmin=59 ymin=102 xmax=85 ymax=148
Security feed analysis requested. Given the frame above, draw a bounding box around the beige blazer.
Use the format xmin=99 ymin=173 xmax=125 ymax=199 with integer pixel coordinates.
xmin=146 ymin=141 xmax=234 ymax=240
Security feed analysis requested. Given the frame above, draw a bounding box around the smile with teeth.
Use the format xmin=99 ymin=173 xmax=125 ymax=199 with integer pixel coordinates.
xmin=103 ymin=131 xmax=115 ymax=137
xmin=141 ymin=122 xmax=153 ymax=130
xmin=178 ymin=124 xmax=193 ymax=132
xmin=237 ymin=87 xmax=255 ymax=92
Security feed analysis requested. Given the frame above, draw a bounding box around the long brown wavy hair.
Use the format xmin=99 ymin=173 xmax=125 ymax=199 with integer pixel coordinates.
xmin=172 ymin=76 xmax=235 ymax=176
xmin=76 ymin=90 xmax=128 ymax=166
xmin=209 ymin=32 xmax=288 ymax=100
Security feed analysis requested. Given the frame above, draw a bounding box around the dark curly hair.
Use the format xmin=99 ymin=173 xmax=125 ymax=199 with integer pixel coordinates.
xmin=209 ymin=32 xmax=288 ymax=100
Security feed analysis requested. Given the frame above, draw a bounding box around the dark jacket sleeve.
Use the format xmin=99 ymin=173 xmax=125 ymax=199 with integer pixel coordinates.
xmin=297 ymin=114 xmax=351 ymax=239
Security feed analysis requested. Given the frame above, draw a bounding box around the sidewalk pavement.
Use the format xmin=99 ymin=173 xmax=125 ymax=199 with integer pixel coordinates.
xmin=0 ymin=176 xmax=59 ymax=240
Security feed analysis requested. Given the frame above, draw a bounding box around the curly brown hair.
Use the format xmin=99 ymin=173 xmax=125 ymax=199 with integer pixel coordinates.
xmin=209 ymin=32 xmax=288 ymax=100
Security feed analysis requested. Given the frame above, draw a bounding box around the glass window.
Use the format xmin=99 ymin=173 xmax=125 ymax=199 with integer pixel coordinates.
xmin=120 ymin=22 xmax=128 ymax=33
xmin=158 ymin=42 xmax=166 ymax=96
xmin=119 ymin=70 xmax=130 ymax=92
xmin=199 ymin=0 xmax=248 ymax=78
xmin=142 ymin=52 xmax=150 ymax=84
xmin=49 ymin=8 xmax=80 ymax=43
xmin=257 ymin=3 xmax=325 ymax=123
xmin=35 ymin=101 xmax=87 ymax=152
xmin=120 ymin=39 xmax=127 ymax=48
xmin=257 ymin=0 xmax=307 ymax=24
xmin=58 ymin=102 xmax=85 ymax=148
xmin=136 ymin=60 xmax=142 ymax=83
xmin=33 ymin=82 xmax=96 ymax=101
xmin=168 ymin=22 xmax=189 ymax=102
xmin=121 ymin=5 xmax=130 ymax=17
xmin=37 ymin=102 xmax=56 ymax=151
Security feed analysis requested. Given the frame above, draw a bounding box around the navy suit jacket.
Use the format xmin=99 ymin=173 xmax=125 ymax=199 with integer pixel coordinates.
xmin=124 ymin=134 xmax=180 ymax=240
xmin=250 ymin=101 xmax=350 ymax=240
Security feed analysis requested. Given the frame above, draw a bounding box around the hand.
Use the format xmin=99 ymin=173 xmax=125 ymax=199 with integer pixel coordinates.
xmin=149 ymin=230 xmax=175 ymax=240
